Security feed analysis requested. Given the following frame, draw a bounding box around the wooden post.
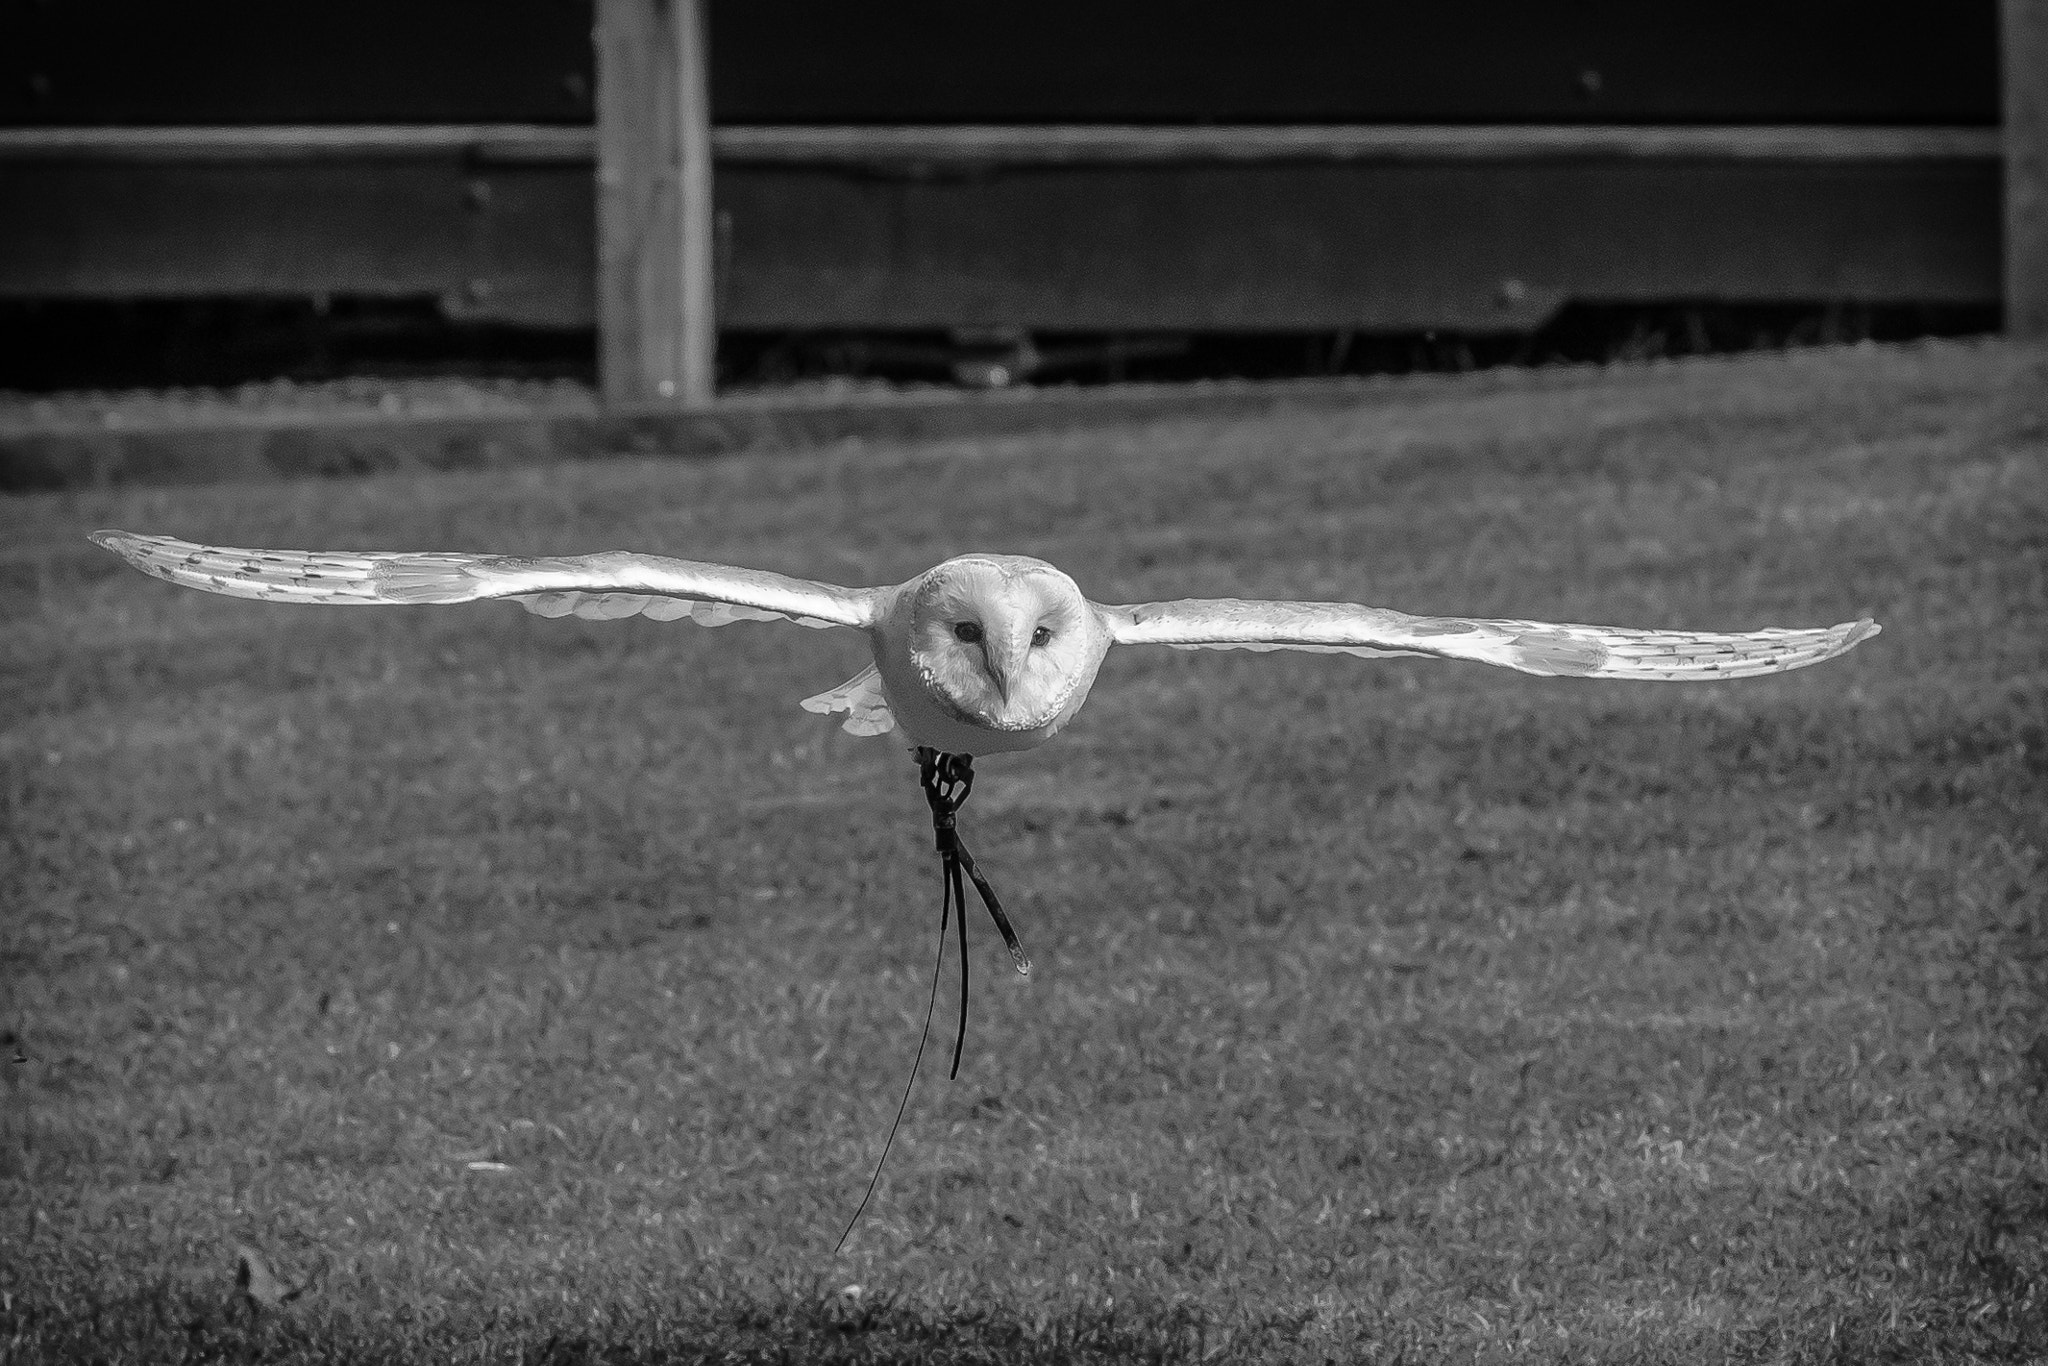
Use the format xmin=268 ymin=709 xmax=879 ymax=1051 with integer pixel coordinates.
xmin=596 ymin=0 xmax=715 ymax=404
xmin=2007 ymin=0 xmax=2048 ymax=339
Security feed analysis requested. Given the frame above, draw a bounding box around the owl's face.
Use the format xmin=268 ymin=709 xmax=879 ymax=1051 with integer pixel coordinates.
xmin=907 ymin=556 xmax=1102 ymax=732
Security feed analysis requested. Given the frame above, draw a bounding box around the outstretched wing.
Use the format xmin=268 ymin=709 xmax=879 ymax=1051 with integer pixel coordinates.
xmin=90 ymin=530 xmax=881 ymax=631
xmin=1098 ymin=597 xmax=1879 ymax=681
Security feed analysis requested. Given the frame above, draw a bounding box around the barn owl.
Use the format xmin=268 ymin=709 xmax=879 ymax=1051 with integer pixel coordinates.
xmin=88 ymin=530 xmax=1878 ymax=1046
xmin=88 ymin=531 xmax=1879 ymax=737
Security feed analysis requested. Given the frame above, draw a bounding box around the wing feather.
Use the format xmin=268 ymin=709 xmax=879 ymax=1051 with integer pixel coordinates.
xmin=798 ymin=663 xmax=898 ymax=736
xmin=90 ymin=530 xmax=879 ymax=631
xmin=1100 ymin=597 xmax=1878 ymax=681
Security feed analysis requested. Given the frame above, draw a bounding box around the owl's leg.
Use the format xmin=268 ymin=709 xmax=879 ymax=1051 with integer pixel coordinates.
xmin=917 ymin=749 xmax=1031 ymax=984
xmin=836 ymin=747 xmax=1031 ymax=1254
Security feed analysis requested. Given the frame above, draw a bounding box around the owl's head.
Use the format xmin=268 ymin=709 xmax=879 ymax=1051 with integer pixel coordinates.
xmin=907 ymin=555 xmax=1104 ymax=732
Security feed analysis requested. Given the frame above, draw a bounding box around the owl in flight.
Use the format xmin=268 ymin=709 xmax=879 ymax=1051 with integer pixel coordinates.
xmin=89 ymin=529 xmax=1878 ymax=1044
xmin=90 ymin=530 xmax=1878 ymax=748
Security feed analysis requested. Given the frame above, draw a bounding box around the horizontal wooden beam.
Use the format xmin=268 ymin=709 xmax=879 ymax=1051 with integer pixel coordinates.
xmin=0 ymin=125 xmax=595 ymax=164
xmin=712 ymin=123 xmax=2004 ymax=166
xmin=0 ymin=123 xmax=2003 ymax=167
xmin=0 ymin=154 xmax=1996 ymax=331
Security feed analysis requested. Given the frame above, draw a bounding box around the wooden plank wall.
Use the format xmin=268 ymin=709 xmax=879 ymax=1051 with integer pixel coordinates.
xmin=0 ymin=0 xmax=2014 ymax=397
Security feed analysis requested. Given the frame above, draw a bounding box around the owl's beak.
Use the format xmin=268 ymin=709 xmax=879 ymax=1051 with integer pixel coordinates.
xmin=980 ymin=632 xmax=1022 ymax=704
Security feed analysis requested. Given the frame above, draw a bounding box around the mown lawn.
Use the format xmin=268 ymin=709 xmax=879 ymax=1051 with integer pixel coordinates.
xmin=3 ymin=341 xmax=2044 ymax=1363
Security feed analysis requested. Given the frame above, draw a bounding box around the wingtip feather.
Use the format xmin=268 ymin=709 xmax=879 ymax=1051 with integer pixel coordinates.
xmin=89 ymin=528 xmax=150 ymax=564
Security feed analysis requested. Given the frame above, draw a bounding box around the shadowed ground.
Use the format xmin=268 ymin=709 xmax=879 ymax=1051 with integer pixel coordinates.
xmin=2 ymin=340 xmax=2043 ymax=1362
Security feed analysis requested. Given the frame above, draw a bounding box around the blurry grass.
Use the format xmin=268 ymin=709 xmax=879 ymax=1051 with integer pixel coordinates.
xmin=2 ymin=340 xmax=2044 ymax=1363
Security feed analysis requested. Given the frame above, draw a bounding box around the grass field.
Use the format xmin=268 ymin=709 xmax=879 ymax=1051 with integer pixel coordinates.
xmin=3 ymin=340 xmax=2044 ymax=1363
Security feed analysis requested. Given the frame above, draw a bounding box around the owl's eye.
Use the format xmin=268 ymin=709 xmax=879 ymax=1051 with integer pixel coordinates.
xmin=953 ymin=622 xmax=984 ymax=644
xmin=1031 ymin=626 xmax=1052 ymax=647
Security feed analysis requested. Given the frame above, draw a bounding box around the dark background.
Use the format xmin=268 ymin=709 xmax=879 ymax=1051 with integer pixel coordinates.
xmin=2 ymin=1 xmax=1996 ymax=128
